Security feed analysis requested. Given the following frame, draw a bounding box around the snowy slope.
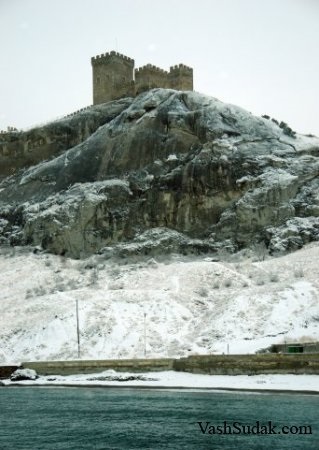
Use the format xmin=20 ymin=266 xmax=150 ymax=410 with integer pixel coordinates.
xmin=0 ymin=243 xmax=318 ymax=364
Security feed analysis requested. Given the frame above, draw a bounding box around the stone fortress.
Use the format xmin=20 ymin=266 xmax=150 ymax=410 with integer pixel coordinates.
xmin=0 ymin=51 xmax=193 ymax=178
xmin=91 ymin=50 xmax=193 ymax=104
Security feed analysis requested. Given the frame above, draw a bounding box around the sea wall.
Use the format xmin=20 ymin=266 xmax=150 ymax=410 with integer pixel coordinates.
xmin=20 ymin=354 xmax=319 ymax=376
xmin=21 ymin=358 xmax=174 ymax=375
xmin=173 ymin=354 xmax=319 ymax=375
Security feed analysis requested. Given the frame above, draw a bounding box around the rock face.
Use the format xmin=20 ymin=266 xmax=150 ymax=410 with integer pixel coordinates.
xmin=0 ymin=89 xmax=318 ymax=258
xmin=0 ymin=99 xmax=131 ymax=180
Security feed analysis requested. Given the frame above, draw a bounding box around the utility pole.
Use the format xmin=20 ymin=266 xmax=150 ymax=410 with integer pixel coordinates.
xmin=76 ymin=299 xmax=81 ymax=359
xmin=144 ymin=312 xmax=147 ymax=358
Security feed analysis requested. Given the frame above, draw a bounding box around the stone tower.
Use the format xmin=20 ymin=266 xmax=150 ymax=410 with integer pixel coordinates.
xmin=91 ymin=51 xmax=194 ymax=105
xmin=91 ymin=51 xmax=135 ymax=104
xmin=168 ymin=64 xmax=193 ymax=91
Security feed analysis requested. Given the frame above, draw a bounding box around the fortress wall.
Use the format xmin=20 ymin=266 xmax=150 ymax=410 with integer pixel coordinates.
xmin=0 ymin=133 xmax=61 ymax=178
xmin=135 ymin=65 xmax=169 ymax=94
xmin=20 ymin=354 xmax=319 ymax=376
xmin=113 ymin=80 xmax=135 ymax=101
xmin=0 ymin=108 xmax=111 ymax=178
xmin=91 ymin=51 xmax=194 ymax=104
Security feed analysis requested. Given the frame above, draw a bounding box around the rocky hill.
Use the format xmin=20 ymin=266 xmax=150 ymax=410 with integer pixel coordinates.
xmin=0 ymin=89 xmax=318 ymax=258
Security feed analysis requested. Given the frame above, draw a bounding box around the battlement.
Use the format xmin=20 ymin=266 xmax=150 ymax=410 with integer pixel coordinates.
xmin=91 ymin=51 xmax=134 ymax=65
xmin=0 ymin=126 xmax=19 ymax=134
xmin=135 ymin=64 xmax=168 ymax=75
xmin=91 ymin=51 xmax=193 ymax=104
xmin=170 ymin=64 xmax=193 ymax=72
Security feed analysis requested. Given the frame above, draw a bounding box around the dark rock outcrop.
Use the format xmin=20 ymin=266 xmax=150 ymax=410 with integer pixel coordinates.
xmin=0 ymin=89 xmax=318 ymax=258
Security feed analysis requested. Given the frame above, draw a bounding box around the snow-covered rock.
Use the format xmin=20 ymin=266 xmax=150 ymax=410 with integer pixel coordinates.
xmin=10 ymin=368 xmax=38 ymax=381
xmin=0 ymin=89 xmax=318 ymax=257
xmin=1 ymin=90 xmax=318 ymax=365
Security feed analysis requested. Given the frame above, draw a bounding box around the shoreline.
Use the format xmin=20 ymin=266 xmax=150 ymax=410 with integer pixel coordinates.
xmin=2 ymin=382 xmax=319 ymax=395
xmin=2 ymin=371 xmax=318 ymax=395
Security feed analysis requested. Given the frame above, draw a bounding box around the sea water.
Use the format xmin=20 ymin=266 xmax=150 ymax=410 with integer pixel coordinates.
xmin=0 ymin=387 xmax=318 ymax=449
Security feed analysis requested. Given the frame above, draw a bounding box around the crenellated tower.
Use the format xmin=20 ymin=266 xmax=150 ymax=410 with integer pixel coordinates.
xmin=91 ymin=51 xmax=135 ymax=104
xmin=168 ymin=64 xmax=193 ymax=91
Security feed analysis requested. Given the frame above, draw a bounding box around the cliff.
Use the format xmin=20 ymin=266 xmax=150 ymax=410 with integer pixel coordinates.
xmin=0 ymin=88 xmax=318 ymax=258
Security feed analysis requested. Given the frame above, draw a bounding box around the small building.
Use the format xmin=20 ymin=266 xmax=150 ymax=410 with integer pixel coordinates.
xmin=267 ymin=342 xmax=319 ymax=354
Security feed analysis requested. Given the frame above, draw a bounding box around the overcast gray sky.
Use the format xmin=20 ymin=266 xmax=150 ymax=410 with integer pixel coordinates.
xmin=0 ymin=0 xmax=318 ymax=135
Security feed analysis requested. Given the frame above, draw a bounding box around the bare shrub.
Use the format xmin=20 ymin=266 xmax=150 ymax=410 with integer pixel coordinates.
xmin=54 ymin=284 xmax=65 ymax=292
xmin=269 ymin=273 xmax=279 ymax=283
xmin=217 ymin=248 xmax=232 ymax=262
xmin=67 ymin=279 xmax=78 ymax=290
xmin=294 ymin=268 xmax=304 ymax=278
xmin=89 ymin=268 xmax=99 ymax=285
xmin=110 ymin=267 xmax=121 ymax=278
xmin=33 ymin=286 xmax=47 ymax=296
xmin=108 ymin=281 xmax=124 ymax=290
xmin=197 ymin=287 xmax=208 ymax=297
xmin=252 ymin=242 xmax=269 ymax=261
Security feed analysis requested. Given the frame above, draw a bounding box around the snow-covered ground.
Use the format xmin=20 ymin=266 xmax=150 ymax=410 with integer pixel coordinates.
xmin=2 ymin=370 xmax=318 ymax=393
xmin=0 ymin=242 xmax=318 ymax=364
